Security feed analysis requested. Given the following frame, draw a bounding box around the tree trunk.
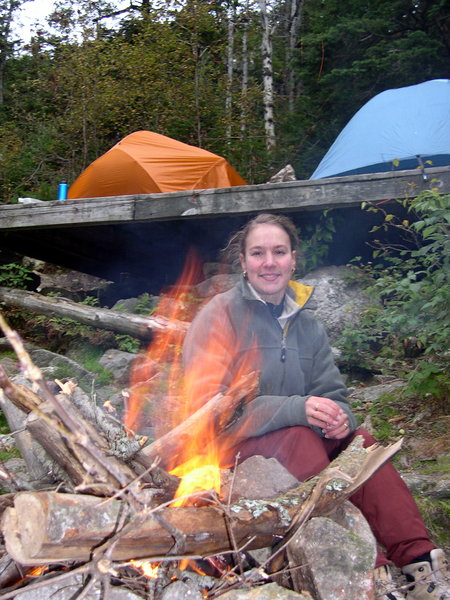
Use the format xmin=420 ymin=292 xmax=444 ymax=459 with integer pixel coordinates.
xmin=285 ymin=0 xmax=304 ymax=113
xmin=0 ymin=286 xmax=188 ymax=340
xmin=240 ymin=12 xmax=249 ymax=136
xmin=258 ymin=0 xmax=276 ymax=151
xmin=225 ymin=5 xmax=235 ymax=141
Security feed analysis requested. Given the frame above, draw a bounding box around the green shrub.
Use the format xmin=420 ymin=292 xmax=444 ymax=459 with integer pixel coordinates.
xmin=115 ymin=334 xmax=142 ymax=353
xmin=0 ymin=263 xmax=34 ymax=289
xmin=337 ymin=191 xmax=450 ymax=395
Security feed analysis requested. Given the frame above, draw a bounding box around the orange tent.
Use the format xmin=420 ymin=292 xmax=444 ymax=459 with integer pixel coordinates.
xmin=68 ymin=130 xmax=246 ymax=199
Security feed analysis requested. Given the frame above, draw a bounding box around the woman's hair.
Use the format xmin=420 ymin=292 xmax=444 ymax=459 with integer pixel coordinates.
xmin=222 ymin=213 xmax=300 ymax=268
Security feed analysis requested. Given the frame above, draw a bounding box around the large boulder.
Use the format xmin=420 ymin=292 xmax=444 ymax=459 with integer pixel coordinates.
xmin=300 ymin=265 xmax=373 ymax=343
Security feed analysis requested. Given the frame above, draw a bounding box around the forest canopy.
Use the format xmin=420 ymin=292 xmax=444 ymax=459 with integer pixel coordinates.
xmin=0 ymin=0 xmax=449 ymax=203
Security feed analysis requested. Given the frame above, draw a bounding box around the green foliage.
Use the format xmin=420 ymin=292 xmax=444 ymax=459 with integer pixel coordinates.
xmin=296 ymin=211 xmax=337 ymax=275
xmin=406 ymin=361 xmax=450 ymax=407
xmin=115 ymin=334 xmax=142 ymax=354
xmin=0 ymin=263 xmax=34 ymax=288
xmin=133 ymin=293 xmax=156 ymax=315
xmin=0 ymin=409 xmax=10 ymax=435
xmin=337 ymin=191 xmax=450 ymax=401
xmin=65 ymin=343 xmax=114 ymax=386
xmin=367 ymin=392 xmax=398 ymax=441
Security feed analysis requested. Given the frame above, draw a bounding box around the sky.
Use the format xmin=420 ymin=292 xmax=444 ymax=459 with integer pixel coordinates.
xmin=13 ymin=0 xmax=129 ymax=45
xmin=13 ymin=0 xmax=56 ymax=43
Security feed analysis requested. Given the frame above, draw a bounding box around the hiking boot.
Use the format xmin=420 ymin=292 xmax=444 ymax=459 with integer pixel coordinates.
xmin=375 ymin=565 xmax=406 ymax=599
xmin=402 ymin=549 xmax=450 ymax=599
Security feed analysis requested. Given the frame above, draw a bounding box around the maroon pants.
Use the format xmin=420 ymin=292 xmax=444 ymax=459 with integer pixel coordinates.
xmin=223 ymin=426 xmax=434 ymax=568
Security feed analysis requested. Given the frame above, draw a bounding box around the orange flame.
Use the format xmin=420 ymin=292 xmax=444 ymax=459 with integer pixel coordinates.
xmin=125 ymin=250 xmax=259 ymax=505
xmin=130 ymin=559 xmax=160 ymax=578
xmin=27 ymin=566 xmax=48 ymax=577
xmin=124 ymin=249 xmax=204 ymax=435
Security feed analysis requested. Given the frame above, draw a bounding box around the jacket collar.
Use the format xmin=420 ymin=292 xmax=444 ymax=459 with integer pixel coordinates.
xmin=238 ymin=275 xmax=315 ymax=311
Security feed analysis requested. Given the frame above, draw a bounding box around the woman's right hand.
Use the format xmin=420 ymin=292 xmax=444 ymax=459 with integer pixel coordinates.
xmin=306 ymin=395 xmax=350 ymax=439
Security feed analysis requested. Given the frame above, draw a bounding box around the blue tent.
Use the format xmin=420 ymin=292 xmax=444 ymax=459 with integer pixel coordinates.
xmin=310 ymin=79 xmax=450 ymax=180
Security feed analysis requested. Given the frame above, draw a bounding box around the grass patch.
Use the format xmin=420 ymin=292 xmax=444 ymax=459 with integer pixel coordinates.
xmin=415 ymin=496 xmax=450 ymax=551
xmin=0 ymin=410 xmax=11 ymax=435
xmin=65 ymin=343 xmax=114 ymax=387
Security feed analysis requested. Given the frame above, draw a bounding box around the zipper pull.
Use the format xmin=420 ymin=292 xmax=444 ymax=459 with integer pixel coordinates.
xmin=281 ymin=341 xmax=286 ymax=362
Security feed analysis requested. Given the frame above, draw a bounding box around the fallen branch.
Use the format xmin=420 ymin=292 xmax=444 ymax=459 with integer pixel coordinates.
xmin=0 ymin=286 xmax=189 ymax=340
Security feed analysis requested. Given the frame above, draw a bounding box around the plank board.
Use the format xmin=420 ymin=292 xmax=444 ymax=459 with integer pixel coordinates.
xmin=1 ymin=166 xmax=448 ymax=231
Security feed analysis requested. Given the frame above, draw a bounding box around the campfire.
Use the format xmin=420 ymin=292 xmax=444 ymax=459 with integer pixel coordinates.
xmin=0 ymin=253 xmax=402 ymax=600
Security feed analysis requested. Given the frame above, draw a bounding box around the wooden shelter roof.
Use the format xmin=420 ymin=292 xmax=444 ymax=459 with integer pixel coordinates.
xmin=1 ymin=166 xmax=448 ymax=297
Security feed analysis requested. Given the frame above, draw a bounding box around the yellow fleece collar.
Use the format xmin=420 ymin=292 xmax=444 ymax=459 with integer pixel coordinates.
xmin=288 ymin=280 xmax=314 ymax=308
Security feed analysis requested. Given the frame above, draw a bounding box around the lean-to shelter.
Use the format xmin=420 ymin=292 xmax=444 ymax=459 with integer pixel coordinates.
xmin=68 ymin=130 xmax=246 ymax=199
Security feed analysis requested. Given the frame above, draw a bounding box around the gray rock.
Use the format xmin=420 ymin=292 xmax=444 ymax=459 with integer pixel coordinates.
xmin=218 ymin=581 xmax=310 ymax=599
xmin=13 ymin=573 xmax=142 ymax=599
xmin=0 ymin=356 xmax=20 ymax=376
xmin=300 ymin=265 xmax=373 ymax=343
xmin=111 ymin=297 xmax=141 ymax=312
xmin=349 ymin=381 xmax=406 ymax=404
xmin=37 ymin=269 xmax=112 ymax=300
xmin=29 ymin=348 xmax=95 ymax=390
xmin=401 ymin=472 xmax=450 ymax=499
xmin=221 ymin=455 xmax=299 ymax=502
xmin=289 ymin=505 xmax=376 ymax=600
xmin=160 ymin=579 xmax=204 ymax=600
xmin=195 ymin=274 xmax=240 ymax=298
xmin=99 ymin=348 xmax=137 ymax=385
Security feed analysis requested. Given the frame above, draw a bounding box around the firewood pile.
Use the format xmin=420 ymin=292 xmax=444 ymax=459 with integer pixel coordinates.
xmin=0 ymin=313 xmax=402 ymax=600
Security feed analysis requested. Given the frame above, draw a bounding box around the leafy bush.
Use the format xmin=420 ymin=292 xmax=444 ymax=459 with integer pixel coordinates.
xmin=115 ymin=334 xmax=142 ymax=354
xmin=337 ymin=191 xmax=450 ymax=399
xmin=0 ymin=263 xmax=34 ymax=288
xmin=297 ymin=210 xmax=338 ymax=276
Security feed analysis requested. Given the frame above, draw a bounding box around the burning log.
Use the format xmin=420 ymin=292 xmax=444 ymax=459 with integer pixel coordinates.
xmin=133 ymin=370 xmax=260 ymax=471
xmin=1 ymin=437 xmax=402 ymax=566
xmin=0 ymin=286 xmax=189 ymax=340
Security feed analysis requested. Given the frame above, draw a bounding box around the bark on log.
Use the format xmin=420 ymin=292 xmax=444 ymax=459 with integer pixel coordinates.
xmin=26 ymin=394 xmax=142 ymax=493
xmin=0 ymin=286 xmax=188 ymax=340
xmin=1 ymin=437 xmax=402 ymax=565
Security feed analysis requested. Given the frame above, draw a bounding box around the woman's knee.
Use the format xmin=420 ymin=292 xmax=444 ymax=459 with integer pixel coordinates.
xmin=352 ymin=428 xmax=378 ymax=447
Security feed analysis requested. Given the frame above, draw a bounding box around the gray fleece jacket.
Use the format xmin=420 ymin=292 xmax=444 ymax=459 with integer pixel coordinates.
xmin=182 ymin=276 xmax=356 ymax=441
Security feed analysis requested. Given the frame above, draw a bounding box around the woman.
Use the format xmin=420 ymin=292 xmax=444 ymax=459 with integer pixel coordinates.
xmin=182 ymin=213 xmax=448 ymax=600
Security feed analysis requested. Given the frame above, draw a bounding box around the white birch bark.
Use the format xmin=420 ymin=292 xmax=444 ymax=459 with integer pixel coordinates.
xmin=258 ymin=0 xmax=276 ymax=150
xmin=226 ymin=5 xmax=236 ymax=141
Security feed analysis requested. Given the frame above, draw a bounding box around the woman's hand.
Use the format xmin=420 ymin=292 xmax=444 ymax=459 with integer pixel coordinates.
xmin=306 ymin=395 xmax=351 ymax=439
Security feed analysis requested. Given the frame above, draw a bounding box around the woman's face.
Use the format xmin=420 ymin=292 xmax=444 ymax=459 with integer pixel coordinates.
xmin=240 ymin=223 xmax=296 ymax=304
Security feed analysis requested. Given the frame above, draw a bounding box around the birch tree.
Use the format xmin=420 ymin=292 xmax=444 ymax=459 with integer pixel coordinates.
xmin=225 ymin=2 xmax=235 ymax=141
xmin=258 ymin=0 xmax=275 ymax=151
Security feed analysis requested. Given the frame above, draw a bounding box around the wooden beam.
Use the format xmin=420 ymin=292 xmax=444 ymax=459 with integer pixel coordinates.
xmin=1 ymin=167 xmax=448 ymax=231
